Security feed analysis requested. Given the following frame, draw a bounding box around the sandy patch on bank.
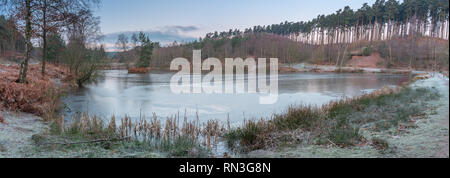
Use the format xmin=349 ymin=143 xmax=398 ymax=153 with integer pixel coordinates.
xmin=347 ymin=53 xmax=385 ymax=68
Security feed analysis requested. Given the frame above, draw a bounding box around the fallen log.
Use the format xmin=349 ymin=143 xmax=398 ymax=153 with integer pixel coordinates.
xmin=41 ymin=136 xmax=132 ymax=146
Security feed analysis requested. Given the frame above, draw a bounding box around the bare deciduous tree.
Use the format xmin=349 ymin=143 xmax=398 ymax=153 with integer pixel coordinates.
xmin=115 ymin=33 xmax=128 ymax=52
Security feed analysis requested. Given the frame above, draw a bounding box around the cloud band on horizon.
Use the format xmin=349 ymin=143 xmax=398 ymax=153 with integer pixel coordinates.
xmin=103 ymin=25 xmax=200 ymax=52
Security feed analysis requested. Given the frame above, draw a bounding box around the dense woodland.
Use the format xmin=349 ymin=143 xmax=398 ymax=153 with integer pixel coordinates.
xmin=132 ymin=0 xmax=448 ymax=70
xmin=206 ymin=0 xmax=449 ymax=44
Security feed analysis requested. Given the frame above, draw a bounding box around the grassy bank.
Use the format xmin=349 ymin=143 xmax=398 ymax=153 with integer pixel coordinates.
xmin=224 ymin=85 xmax=441 ymax=154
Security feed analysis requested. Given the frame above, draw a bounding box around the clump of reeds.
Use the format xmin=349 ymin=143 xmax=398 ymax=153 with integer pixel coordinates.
xmin=202 ymin=119 xmax=221 ymax=149
xmin=62 ymin=113 xmax=114 ymax=139
xmin=60 ymin=110 xmax=225 ymax=155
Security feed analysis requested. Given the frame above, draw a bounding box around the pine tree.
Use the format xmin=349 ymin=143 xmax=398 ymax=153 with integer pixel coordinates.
xmin=136 ymin=32 xmax=154 ymax=68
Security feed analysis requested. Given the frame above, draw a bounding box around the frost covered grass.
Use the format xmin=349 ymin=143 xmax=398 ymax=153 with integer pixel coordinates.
xmin=224 ymin=85 xmax=441 ymax=153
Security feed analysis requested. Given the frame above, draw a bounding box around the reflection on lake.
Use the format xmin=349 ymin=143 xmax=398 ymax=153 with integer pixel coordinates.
xmin=63 ymin=70 xmax=411 ymax=124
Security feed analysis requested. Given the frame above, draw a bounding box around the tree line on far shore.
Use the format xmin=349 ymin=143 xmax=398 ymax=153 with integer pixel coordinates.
xmin=113 ymin=0 xmax=448 ymax=71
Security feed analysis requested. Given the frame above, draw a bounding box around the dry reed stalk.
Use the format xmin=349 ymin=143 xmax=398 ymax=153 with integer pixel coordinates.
xmin=108 ymin=115 xmax=116 ymax=133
